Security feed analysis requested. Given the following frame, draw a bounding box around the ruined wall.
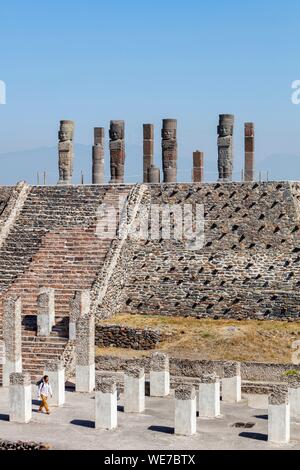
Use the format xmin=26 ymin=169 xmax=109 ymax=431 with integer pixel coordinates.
xmin=95 ymin=354 xmax=300 ymax=384
xmin=95 ymin=324 xmax=160 ymax=350
xmin=120 ymin=182 xmax=300 ymax=319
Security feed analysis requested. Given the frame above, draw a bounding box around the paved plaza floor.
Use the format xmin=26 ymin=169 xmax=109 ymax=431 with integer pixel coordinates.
xmin=0 ymin=384 xmax=299 ymax=450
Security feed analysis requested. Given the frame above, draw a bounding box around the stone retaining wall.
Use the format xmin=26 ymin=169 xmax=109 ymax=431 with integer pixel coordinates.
xmin=95 ymin=354 xmax=300 ymax=384
xmin=118 ymin=182 xmax=300 ymax=319
xmin=95 ymin=324 xmax=160 ymax=350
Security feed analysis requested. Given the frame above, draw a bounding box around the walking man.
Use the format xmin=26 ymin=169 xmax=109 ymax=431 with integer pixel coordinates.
xmin=38 ymin=375 xmax=53 ymax=415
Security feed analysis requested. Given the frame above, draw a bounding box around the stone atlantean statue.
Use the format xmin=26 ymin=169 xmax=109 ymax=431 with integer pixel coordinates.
xmin=161 ymin=119 xmax=177 ymax=183
xmin=244 ymin=122 xmax=255 ymax=182
xmin=193 ymin=151 xmax=204 ymax=183
xmin=143 ymin=124 xmax=154 ymax=183
xmin=217 ymin=114 xmax=234 ymax=182
xmin=92 ymin=127 xmax=105 ymax=184
xmin=109 ymin=121 xmax=125 ymax=184
xmin=58 ymin=120 xmax=74 ymax=185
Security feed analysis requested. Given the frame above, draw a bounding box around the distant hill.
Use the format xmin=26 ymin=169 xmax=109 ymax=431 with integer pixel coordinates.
xmin=0 ymin=146 xmax=299 ymax=185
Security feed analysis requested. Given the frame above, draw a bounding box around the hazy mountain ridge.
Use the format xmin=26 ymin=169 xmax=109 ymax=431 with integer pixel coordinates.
xmin=0 ymin=145 xmax=299 ymax=185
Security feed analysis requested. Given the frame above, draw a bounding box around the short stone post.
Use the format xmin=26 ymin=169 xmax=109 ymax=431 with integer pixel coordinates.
xmin=124 ymin=366 xmax=145 ymax=413
xmin=198 ymin=373 xmax=221 ymax=418
xmin=175 ymin=385 xmax=197 ymax=436
xmin=222 ymin=361 xmax=241 ymax=403
xmin=75 ymin=315 xmax=95 ymax=392
xmin=3 ymin=296 xmax=22 ymax=386
xmin=37 ymin=287 xmax=55 ymax=337
xmin=9 ymin=372 xmax=32 ymax=424
xmin=150 ymin=352 xmax=170 ymax=397
xmin=288 ymin=380 xmax=300 ymax=419
xmin=69 ymin=290 xmax=91 ymax=341
xmin=44 ymin=360 xmax=65 ymax=407
xmin=95 ymin=376 xmax=117 ymax=430
xmin=268 ymin=388 xmax=290 ymax=444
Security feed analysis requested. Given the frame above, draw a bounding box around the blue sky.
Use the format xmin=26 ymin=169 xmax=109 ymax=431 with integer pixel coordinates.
xmin=0 ymin=0 xmax=300 ymax=183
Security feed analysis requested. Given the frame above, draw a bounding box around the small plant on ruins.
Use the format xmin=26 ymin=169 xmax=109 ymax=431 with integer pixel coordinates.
xmin=283 ymin=369 xmax=300 ymax=377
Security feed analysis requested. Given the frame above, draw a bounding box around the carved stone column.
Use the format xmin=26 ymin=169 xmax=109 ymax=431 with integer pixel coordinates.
xmin=143 ymin=124 xmax=154 ymax=183
xmin=109 ymin=120 xmax=125 ymax=184
xmin=92 ymin=128 xmax=105 ymax=184
xmin=193 ymin=151 xmax=204 ymax=183
xmin=244 ymin=122 xmax=255 ymax=182
xmin=58 ymin=120 xmax=74 ymax=185
xmin=217 ymin=114 xmax=234 ymax=182
xmin=162 ymin=119 xmax=177 ymax=183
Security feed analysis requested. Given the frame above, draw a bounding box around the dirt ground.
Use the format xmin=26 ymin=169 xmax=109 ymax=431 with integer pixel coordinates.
xmin=96 ymin=314 xmax=300 ymax=363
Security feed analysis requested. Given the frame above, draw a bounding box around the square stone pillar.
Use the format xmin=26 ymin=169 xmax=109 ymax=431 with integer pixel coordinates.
xmin=288 ymin=380 xmax=300 ymax=419
xmin=3 ymin=296 xmax=22 ymax=387
xmin=193 ymin=151 xmax=204 ymax=183
xmin=69 ymin=290 xmax=91 ymax=341
xmin=44 ymin=360 xmax=65 ymax=407
xmin=199 ymin=373 xmax=221 ymax=418
xmin=9 ymin=372 xmax=32 ymax=424
xmin=222 ymin=362 xmax=241 ymax=403
xmin=143 ymin=124 xmax=154 ymax=183
xmin=95 ymin=376 xmax=117 ymax=430
xmin=37 ymin=287 xmax=55 ymax=337
xmin=150 ymin=352 xmax=170 ymax=397
xmin=175 ymin=386 xmax=197 ymax=436
xmin=268 ymin=389 xmax=290 ymax=444
xmin=124 ymin=366 xmax=145 ymax=413
xmin=75 ymin=315 xmax=95 ymax=392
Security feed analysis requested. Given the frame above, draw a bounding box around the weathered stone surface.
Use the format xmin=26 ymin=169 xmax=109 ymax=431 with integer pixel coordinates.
xmin=93 ymin=128 xmax=105 ymax=185
xmin=150 ymin=352 xmax=169 ymax=372
xmin=224 ymin=361 xmax=241 ymax=378
xmin=244 ymin=123 xmax=255 ymax=182
xmin=70 ymin=290 xmax=91 ymax=322
xmin=269 ymin=387 xmax=289 ymax=405
xmin=175 ymin=385 xmax=195 ymax=401
xmin=109 ymin=121 xmax=125 ymax=184
xmin=162 ymin=119 xmax=177 ymax=183
xmin=95 ymin=375 xmax=116 ymax=393
xmin=10 ymin=372 xmax=31 ymax=386
xmin=95 ymin=324 xmax=160 ymax=350
xmin=76 ymin=315 xmax=95 ymax=366
xmin=58 ymin=120 xmax=74 ymax=185
xmin=3 ymin=296 xmax=22 ymax=362
xmin=200 ymin=373 xmax=219 ymax=384
xmin=125 ymin=366 xmax=144 ymax=379
xmin=143 ymin=124 xmax=154 ymax=183
xmin=218 ymin=115 xmax=234 ymax=182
